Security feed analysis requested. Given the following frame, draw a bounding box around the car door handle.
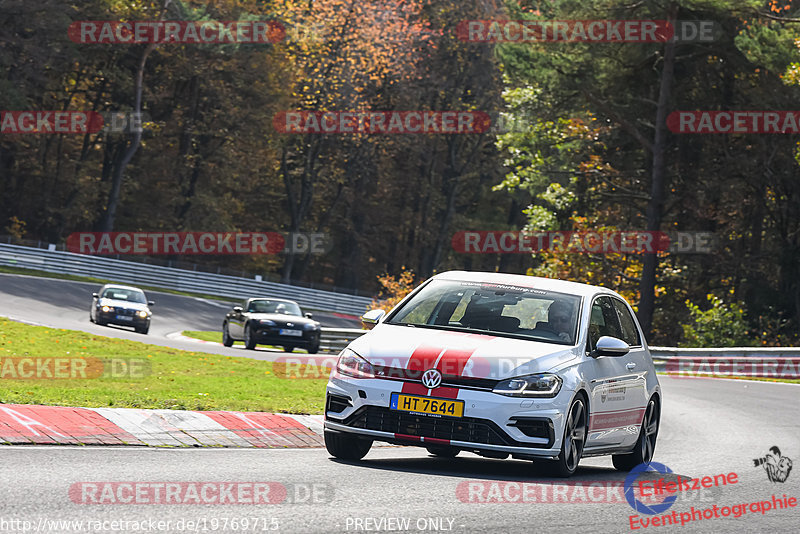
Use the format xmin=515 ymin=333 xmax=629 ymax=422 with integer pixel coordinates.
xmin=626 ymin=362 xmax=637 ymax=371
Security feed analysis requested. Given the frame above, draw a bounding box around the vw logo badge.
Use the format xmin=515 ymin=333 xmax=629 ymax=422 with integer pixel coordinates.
xmin=421 ymin=369 xmax=442 ymax=389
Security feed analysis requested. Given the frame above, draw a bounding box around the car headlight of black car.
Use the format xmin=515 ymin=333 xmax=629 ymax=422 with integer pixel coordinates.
xmin=303 ymin=323 xmax=320 ymax=330
xmin=492 ymin=373 xmax=563 ymax=398
xmin=136 ymin=310 xmax=150 ymax=318
xmin=101 ymin=305 xmax=114 ymax=312
xmin=258 ymin=319 xmax=276 ymax=326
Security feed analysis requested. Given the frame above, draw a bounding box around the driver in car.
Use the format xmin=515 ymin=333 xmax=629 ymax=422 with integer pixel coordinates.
xmin=541 ymin=301 xmax=574 ymax=342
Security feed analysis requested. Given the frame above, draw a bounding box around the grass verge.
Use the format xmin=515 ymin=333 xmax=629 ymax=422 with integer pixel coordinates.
xmin=0 ymin=318 xmax=326 ymax=413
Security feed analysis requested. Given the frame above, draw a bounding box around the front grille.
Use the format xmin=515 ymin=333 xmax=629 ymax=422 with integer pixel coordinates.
xmin=371 ymin=366 xmax=498 ymax=390
xmin=340 ymin=406 xmax=552 ymax=448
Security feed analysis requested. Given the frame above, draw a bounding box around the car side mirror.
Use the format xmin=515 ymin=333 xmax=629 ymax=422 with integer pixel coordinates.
xmin=92 ymin=293 xmax=99 ymax=298
xmin=590 ymin=336 xmax=630 ymax=358
xmin=233 ymin=306 xmax=243 ymax=313
xmin=361 ymin=309 xmax=386 ymax=330
xmin=147 ymin=301 xmax=155 ymax=306
xmin=304 ymin=312 xmax=313 ymax=319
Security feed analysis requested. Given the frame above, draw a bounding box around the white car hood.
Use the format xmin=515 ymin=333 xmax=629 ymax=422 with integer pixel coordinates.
xmin=348 ymin=323 xmax=579 ymax=380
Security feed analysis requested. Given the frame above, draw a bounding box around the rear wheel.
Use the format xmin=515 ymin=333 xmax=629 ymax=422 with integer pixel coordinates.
xmin=426 ymin=446 xmax=459 ymax=458
xmin=545 ymin=395 xmax=587 ymax=477
xmin=613 ymin=397 xmax=660 ymax=471
xmin=222 ymin=323 xmax=234 ymax=347
xmin=244 ymin=324 xmax=257 ymax=350
xmin=324 ymin=430 xmax=372 ymax=460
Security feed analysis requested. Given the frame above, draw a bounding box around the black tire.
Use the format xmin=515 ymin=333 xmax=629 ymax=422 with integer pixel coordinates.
xmin=89 ymin=311 xmax=94 ymax=323
xmin=244 ymin=323 xmax=257 ymax=350
xmin=222 ymin=323 xmax=234 ymax=347
xmin=137 ymin=325 xmax=149 ymax=335
xmin=545 ymin=394 xmax=588 ymax=478
xmin=96 ymin=318 xmax=107 ymax=326
xmin=283 ymin=345 xmax=295 ymax=353
xmin=324 ymin=430 xmax=372 ymax=460
xmin=613 ymin=397 xmax=660 ymax=471
xmin=307 ymin=341 xmax=320 ymax=354
xmin=426 ymin=446 xmax=460 ymax=458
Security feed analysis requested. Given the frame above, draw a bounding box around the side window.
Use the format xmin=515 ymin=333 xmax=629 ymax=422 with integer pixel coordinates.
xmin=587 ymin=296 xmax=623 ymax=350
xmin=612 ymin=298 xmax=641 ymax=346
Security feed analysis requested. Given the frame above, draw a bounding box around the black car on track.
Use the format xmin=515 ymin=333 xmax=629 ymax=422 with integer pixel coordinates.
xmin=90 ymin=284 xmax=154 ymax=334
xmin=223 ymin=298 xmax=321 ymax=353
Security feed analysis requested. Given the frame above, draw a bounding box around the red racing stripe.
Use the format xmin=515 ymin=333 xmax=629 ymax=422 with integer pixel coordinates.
xmin=406 ymin=345 xmax=443 ymax=373
xmin=423 ymin=437 xmax=450 ymax=446
xmin=401 ymin=382 xmax=429 ymax=396
xmin=437 ymin=348 xmax=476 ymax=376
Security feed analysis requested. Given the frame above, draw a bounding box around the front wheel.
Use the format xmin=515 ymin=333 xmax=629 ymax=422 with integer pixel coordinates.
xmin=613 ymin=397 xmax=660 ymax=471
xmin=324 ymin=430 xmax=372 ymax=460
xmin=545 ymin=395 xmax=587 ymax=477
xmin=222 ymin=323 xmax=234 ymax=347
xmin=244 ymin=324 xmax=257 ymax=350
xmin=307 ymin=341 xmax=320 ymax=354
xmin=283 ymin=345 xmax=295 ymax=353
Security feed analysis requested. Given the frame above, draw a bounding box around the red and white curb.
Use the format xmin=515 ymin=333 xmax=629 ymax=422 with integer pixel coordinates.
xmin=0 ymin=404 xmax=323 ymax=448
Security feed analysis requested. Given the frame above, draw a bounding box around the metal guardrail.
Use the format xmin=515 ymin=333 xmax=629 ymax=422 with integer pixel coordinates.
xmin=0 ymin=243 xmax=374 ymax=316
xmin=319 ymin=328 xmax=367 ymax=353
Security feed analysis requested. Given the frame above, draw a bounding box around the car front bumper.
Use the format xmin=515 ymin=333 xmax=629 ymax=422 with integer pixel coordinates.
xmin=252 ymin=327 xmax=320 ymax=347
xmin=324 ymin=375 xmax=572 ymax=458
xmin=96 ymin=310 xmax=150 ymax=328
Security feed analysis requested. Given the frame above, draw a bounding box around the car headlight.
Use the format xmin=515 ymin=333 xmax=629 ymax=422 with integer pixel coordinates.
xmin=492 ymin=373 xmax=563 ymax=398
xmin=259 ymin=319 xmax=276 ymax=326
xmin=136 ymin=311 xmax=149 ymax=318
xmin=336 ymin=348 xmax=375 ymax=379
xmin=304 ymin=323 xmax=320 ymax=330
xmin=101 ymin=305 xmax=113 ymax=312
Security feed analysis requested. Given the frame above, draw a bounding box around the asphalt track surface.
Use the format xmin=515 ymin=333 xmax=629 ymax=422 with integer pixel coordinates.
xmin=0 ymin=273 xmax=799 ymax=532
xmin=0 ymin=273 xmax=361 ymax=360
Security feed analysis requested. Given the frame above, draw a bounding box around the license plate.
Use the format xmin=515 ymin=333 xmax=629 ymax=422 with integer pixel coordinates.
xmin=280 ymin=329 xmax=303 ymax=337
xmin=390 ymin=393 xmax=464 ymax=418
xmin=116 ymin=315 xmax=133 ymax=321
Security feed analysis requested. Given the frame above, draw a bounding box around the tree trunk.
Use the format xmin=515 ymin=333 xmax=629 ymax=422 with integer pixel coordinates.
xmin=637 ymin=3 xmax=678 ymax=338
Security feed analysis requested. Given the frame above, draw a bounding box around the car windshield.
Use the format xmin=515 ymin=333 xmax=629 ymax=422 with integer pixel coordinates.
xmin=102 ymin=288 xmax=147 ymax=304
xmin=247 ymin=299 xmax=302 ymax=316
xmin=386 ymin=279 xmax=581 ymax=345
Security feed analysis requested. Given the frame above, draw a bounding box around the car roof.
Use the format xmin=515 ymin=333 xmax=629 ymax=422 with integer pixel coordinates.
xmin=431 ymin=271 xmax=622 ymax=300
xmin=100 ymin=284 xmax=146 ymax=293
